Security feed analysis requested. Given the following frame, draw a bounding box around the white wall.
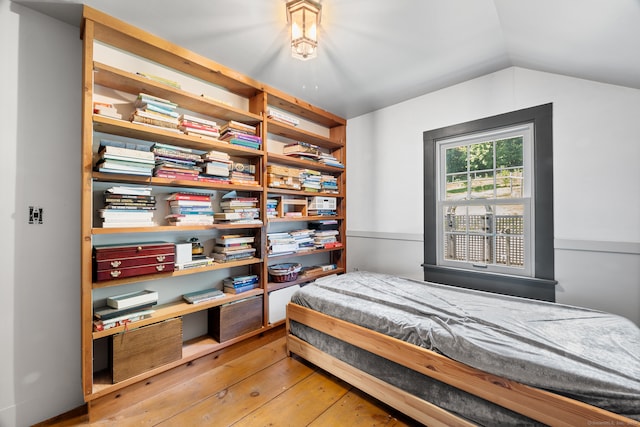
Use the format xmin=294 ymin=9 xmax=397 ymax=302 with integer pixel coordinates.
xmin=346 ymin=67 xmax=640 ymax=325
xmin=1 ymin=2 xmax=82 ymax=426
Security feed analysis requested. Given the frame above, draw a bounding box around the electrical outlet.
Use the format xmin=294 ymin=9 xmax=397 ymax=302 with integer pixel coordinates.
xmin=28 ymin=206 xmax=43 ymax=224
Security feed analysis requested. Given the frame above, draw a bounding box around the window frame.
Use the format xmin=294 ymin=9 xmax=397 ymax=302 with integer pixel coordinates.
xmin=436 ymin=123 xmax=534 ymax=277
xmin=423 ymin=104 xmax=556 ymax=301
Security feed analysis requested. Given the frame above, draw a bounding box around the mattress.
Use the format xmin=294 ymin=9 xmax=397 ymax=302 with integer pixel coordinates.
xmin=289 ymin=271 xmax=640 ymax=424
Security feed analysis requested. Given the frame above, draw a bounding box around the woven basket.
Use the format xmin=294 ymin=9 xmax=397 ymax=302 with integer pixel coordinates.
xmin=268 ymin=263 xmax=302 ymax=283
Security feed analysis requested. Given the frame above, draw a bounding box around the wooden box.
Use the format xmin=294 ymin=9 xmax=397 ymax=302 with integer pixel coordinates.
xmin=208 ymin=295 xmax=263 ymax=342
xmin=267 ymin=164 xmax=300 ymax=177
xmin=111 ymin=318 xmax=182 ymax=383
xmin=277 ymin=197 xmax=308 ymax=218
xmin=94 ymin=241 xmax=175 ymax=282
xmin=267 ymin=173 xmax=301 ymax=190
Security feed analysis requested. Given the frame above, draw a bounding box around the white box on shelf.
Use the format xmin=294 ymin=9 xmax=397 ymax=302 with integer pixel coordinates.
xmin=268 ymin=285 xmax=300 ymax=323
xmin=308 ymin=196 xmax=336 ymax=211
xmin=106 ymin=289 xmax=158 ymax=309
xmin=175 ymin=243 xmax=192 ymax=264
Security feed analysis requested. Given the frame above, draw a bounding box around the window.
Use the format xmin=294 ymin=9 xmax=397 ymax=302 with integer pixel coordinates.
xmin=423 ymin=104 xmax=556 ymax=301
xmin=438 ymin=124 xmax=533 ymax=276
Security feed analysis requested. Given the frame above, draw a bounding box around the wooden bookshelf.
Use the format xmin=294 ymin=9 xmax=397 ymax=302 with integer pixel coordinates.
xmin=80 ymin=5 xmax=346 ymax=417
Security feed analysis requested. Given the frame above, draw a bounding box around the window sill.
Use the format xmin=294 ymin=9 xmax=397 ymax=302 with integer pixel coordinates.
xmin=421 ymin=263 xmax=557 ymax=302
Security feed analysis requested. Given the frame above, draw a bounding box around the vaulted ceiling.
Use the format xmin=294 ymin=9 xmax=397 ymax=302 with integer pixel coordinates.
xmin=16 ymin=0 xmax=640 ymax=119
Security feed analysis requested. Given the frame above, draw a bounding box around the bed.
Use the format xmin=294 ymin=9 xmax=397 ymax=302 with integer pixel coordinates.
xmin=286 ymin=271 xmax=640 ymax=426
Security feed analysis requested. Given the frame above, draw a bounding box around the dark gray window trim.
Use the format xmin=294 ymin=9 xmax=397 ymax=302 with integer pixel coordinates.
xmin=423 ymin=103 xmax=556 ymax=302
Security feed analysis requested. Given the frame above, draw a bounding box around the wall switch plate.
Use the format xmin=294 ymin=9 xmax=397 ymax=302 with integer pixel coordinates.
xmin=28 ymin=206 xmax=43 ymax=224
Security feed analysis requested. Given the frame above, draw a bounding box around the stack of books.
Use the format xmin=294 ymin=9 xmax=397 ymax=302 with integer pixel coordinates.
xmin=300 ymin=263 xmax=338 ymax=277
xmin=100 ymin=185 xmax=156 ymax=228
xmin=313 ymin=229 xmax=341 ymax=249
xmin=229 ymin=162 xmax=258 ymax=186
xmin=283 ymin=142 xmax=321 ymax=161
xmin=222 ymin=274 xmax=259 ymax=294
xmin=300 ymin=169 xmax=322 ymax=192
xmin=288 ymin=229 xmax=315 ymax=252
xmin=153 ymin=142 xmax=204 ymax=181
xmin=215 ymin=192 xmax=261 ymax=224
xmin=93 ymin=101 xmax=122 ymax=119
xmin=136 ymin=72 xmax=181 ymax=89
xmin=266 ymin=199 xmax=278 ymax=218
xmin=130 ymin=93 xmax=180 ymax=131
xmin=219 ymin=120 xmax=262 ymax=150
xmin=267 ymin=232 xmax=298 ymax=256
xmin=179 ymin=113 xmax=220 ymax=140
xmin=267 ymin=108 xmax=299 ymax=127
xmin=318 ymin=152 xmax=344 ymax=168
xmin=93 ymin=290 xmax=158 ymax=331
xmin=95 ymin=140 xmax=155 ymax=176
xmin=165 ymin=192 xmax=214 ymax=226
xmin=182 ymin=287 xmax=224 ymax=304
xmin=320 ymin=174 xmax=339 ymax=194
xmin=198 ymin=150 xmax=232 ymax=184
xmin=211 ymin=234 xmax=256 ymax=263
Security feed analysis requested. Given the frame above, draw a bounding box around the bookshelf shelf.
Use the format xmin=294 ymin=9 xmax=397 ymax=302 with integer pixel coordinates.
xmin=266 ymin=152 xmax=345 ymax=173
xmin=266 ymin=267 xmax=345 ymax=292
xmin=92 ymin=172 xmax=263 ymax=192
xmin=91 ymin=257 xmax=263 ymax=289
xmin=91 ymin=325 xmax=271 ymax=399
xmin=267 ymin=246 xmax=344 ymax=261
xmin=80 ymin=5 xmax=346 ymax=413
xmin=265 ymin=87 xmax=345 ymax=129
xmin=92 ymin=222 xmax=263 ymax=235
xmin=92 ymin=288 xmax=264 ymax=339
xmin=268 ymin=215 xmax=344 ymax=223
xmin=93 ymin=115 xmax=264 ymax=157
xmin=266 ymin=187 xmax=344 ymax=198
xmin=93 ymin=62 xmax=263 ymax=125
xmin=267 ymin=119 xmax=343 ymax=150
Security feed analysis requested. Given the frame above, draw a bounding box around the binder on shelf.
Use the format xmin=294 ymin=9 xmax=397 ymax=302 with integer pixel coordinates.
xmin=106 ymin=290 xmax=158 ymax=309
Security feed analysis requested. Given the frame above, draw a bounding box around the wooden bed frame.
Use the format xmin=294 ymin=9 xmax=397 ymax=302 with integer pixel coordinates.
xmin=286 ymin=302 xmax=638 ymax=427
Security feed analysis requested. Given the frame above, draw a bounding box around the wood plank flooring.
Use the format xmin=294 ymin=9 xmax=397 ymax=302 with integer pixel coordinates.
xmin=37 ymin=329 xmax=421 ymax=426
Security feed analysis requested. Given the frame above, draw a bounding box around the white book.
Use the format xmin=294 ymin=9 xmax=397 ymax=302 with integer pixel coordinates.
xmin=106 ymin=186 xmax=153 ymax=196
xmin=106 ymin=290 xmax=158 ymax=309
xmin=100 ymin=145 xmax=155 ymax=161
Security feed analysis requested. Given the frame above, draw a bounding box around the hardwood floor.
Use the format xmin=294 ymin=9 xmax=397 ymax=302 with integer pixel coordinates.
xmin=37 ymin=328 xmax=420 ymax=426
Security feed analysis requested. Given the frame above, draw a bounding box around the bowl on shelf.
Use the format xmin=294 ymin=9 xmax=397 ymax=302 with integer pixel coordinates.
xmin=268 ymin=263 xmax=302 ymax=283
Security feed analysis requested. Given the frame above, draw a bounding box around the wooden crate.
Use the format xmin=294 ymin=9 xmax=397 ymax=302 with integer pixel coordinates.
xmin=277 ymin=197 xmax=308 ymax=218
xmin=208 ymin=295 xmax=263 ymax=342
xmin=111 ymin=318 xmax=182 ymax=383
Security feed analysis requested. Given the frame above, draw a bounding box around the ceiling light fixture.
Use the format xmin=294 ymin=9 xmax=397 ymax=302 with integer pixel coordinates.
xmin=286 ymin=0 xmax=321 ymax=60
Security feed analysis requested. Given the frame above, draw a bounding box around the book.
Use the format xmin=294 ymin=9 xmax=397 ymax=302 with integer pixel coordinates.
xmin=223 ymin=283 xmax=257 ymax=294
xmin=211 ymin=252 xmax=256 ymax=262
xmin=212 ymin=246 xmax=255 ymax=255
xmin=136 ymin=73 xmax=181 ymax=89
xmin=136 ymin=92 xmax=178 ymax=108
xmin=93 ymin=309 xmax=155 ymax=332
xmin=182 ymin=288 xmax=224 ymax=304
xmin=99 ymin=144 xmax=155 ymax=161
xmin=179 ymin=113 xmax=218 ymax=128
xmin=220 ymin=120 xmax=257 ymax=134
xmin=106 ymin=186 xmax=152 ymax=196
xmin=215 ymin=235 xmax=255 ymax=245
xmin=166 ymin=192 xmax=212 ymax=202
xmin=174 ymin=258 xmax=215 ymax=270
xmin=106 ymin=290 xmax=158 ymax=309
xmin=94 ymin=301 xmax=156 ymax=320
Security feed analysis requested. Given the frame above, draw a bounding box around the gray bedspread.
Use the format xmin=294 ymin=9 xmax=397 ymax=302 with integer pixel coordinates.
xmin=289 ymin=271 xmax=640 ymax=424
